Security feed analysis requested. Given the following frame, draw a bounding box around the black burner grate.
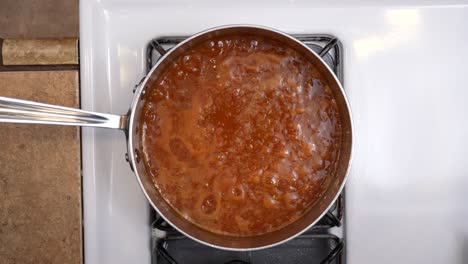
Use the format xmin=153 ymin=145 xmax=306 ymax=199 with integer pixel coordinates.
xmin=146 ymin=33 xmax=345 ymax=264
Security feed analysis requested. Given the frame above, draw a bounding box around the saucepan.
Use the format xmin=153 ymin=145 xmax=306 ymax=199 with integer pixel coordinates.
xmin=0 ymin=25 xmax=353 ymax=250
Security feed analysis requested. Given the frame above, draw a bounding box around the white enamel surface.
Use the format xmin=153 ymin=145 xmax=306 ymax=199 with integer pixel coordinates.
xmin=80 ymin=1 xmax=468 ymax=263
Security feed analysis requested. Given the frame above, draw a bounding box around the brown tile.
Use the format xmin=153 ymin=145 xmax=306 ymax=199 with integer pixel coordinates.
xmin=0 ymin=0 xmax=79 ymax=38
xmin=2 ymin=38 xmax=79 ymax=65
xmin=0 ymin=71 xmax=82 ymax=264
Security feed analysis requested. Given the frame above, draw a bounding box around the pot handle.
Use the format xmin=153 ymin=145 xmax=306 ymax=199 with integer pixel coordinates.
xmin=0 ymin=96 xmax=127 ymax=130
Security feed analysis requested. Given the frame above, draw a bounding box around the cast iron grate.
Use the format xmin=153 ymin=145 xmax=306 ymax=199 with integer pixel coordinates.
xmin=146 ymin=33 xmax=345 ymax=264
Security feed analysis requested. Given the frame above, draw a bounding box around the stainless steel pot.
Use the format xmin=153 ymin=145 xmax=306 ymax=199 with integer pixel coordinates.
xmin=0 ymin=25 xmax=353 ymax=250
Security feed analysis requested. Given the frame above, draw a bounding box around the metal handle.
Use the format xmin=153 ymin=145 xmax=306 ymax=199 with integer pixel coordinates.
xmin=0 ymin=96 xmax=127 ymax=130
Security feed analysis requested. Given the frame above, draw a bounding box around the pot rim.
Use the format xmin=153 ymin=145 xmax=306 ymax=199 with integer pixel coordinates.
xmin=127 ymin=24 xmax=354 ymax=251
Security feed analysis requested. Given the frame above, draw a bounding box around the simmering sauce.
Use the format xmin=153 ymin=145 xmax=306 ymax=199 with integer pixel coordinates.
xmin=141 ymin=35 xmax=342 ymax=236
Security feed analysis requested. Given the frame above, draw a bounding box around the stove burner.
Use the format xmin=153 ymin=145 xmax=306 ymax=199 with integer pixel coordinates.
xmin=146 ymin=34 xmax=345 ymax=264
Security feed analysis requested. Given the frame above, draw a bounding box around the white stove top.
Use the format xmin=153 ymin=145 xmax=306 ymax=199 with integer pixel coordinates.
xmin=80 ymin=1 xmax=468 ymax=263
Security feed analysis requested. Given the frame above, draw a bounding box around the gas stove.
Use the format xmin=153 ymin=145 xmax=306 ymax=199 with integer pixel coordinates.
xmin=80 ymin=1 xmax=468 ymax=264
xmin=147 ymin=35 xmax=346 ymax=264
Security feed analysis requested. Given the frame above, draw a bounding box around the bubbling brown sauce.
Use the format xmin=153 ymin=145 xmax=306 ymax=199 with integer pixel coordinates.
xmin=141 ymin=35 xmax=342 ymax=236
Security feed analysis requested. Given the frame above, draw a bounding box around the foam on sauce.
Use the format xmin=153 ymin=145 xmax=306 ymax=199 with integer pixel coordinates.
xmin=141 ymin=35 xmax=342 ymax=236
